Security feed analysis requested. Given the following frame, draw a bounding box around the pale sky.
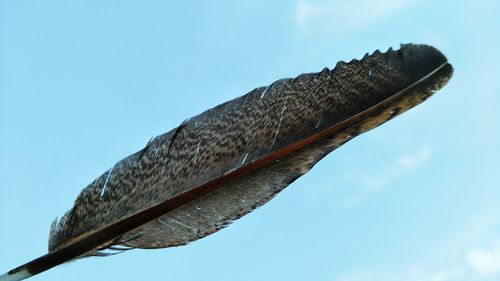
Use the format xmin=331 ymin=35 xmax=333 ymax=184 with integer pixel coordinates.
xmin=1 ymin=1 xmax=499 ymax=281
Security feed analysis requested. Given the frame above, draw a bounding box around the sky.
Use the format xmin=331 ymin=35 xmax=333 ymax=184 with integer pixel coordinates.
xmin=0 ymin=1 xmax=499 ymax=281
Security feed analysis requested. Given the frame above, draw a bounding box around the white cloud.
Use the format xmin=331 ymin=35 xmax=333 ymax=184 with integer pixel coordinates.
xmin=410 ymin=266 xmax=464 ymax=281
xmin=342 ymin=195 xmax=361 ymax=208
xmin=364 ymin=146 xmax=431 ymax=190
xmin=334 ymin=266 xmax=463 ymax=281
xmin=332 ymin=209 xmax=500 ymax=281
xmin=425 ymin=269 xmax=463 ymax=281
xmin=466 ymin=242 xmax=500 ymax=277
xmin=342 ymin=145 xmax=431 ymax=207
xmin=296 ymin=0 xmax=415 ymax=33
xmin=398 ymin=146 xmax=431 ymax=170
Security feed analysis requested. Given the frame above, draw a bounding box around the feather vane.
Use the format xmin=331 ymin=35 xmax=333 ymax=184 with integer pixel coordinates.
xmin=0 ymin=43 xmax=453 ymax=281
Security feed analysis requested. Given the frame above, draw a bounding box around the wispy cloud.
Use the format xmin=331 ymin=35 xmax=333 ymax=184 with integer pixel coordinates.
xmin=334 ymin=208 xmax=500 ymax=281
xmin=409 ymin=266 xmax=464 ymax=281
xmin=364 ymin=145 xmax=431 ymax=191
xmin=398 ymin=146 xmax=432 ymax=170
xmin=409 ymin=212 xmax=500 ymax=281
xmin=343 ymin=145 xmax=431 ymax=207
xmin=466 ymin=241 xmax=500 ymax=277
xmin=335 ymin=266 xmax=463 ymax=281
xmin=295 ymin=0 xmax=415 ymax=33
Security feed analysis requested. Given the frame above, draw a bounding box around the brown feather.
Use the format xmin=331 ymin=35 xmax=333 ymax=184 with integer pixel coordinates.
xmin=1 ymin=43 xmax=453 ymax=280
xmin=49 ymin=44 xmax=453 ymax=253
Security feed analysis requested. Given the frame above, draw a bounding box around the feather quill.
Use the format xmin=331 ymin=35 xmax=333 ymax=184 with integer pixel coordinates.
xmin=0 ymin=43 xmax=453 ymax=281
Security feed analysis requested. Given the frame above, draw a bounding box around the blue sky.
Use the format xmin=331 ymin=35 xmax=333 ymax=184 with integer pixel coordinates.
xmin=0 ymin=1 xmax=499 ymax=281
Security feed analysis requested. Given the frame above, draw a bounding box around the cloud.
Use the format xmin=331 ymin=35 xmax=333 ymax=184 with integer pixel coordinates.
xmin=425 ymin=269 xmax=463 ymax=281
xmin=333 ymin=209 xmax=500 ymax=281
xmin=363 ymin=146 xmax=431 ymax=191
xmin=334 ymin=266 xmax=463 ymax=281
xmin=398 ymin=146 xmax=431 ymax=170
xmin=466 ymin=242 xmax=500 ymax=277
xmin=295 ymin=0 xmax=415 ymax=33
xmin=409 ymin=266 xmax=464 ymax=281
xmin=342 ymin=195 xmax=361 ymax=208
xmin=342 ymin=145 xmax=431 ymax=207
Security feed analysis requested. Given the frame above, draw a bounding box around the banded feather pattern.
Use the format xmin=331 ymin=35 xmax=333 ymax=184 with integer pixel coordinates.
xmin=1 ymin=43 xmax=453 ymax=281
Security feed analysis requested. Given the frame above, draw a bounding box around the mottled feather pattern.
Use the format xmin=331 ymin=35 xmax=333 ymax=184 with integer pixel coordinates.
xmin=48 ymin=44 xmax=453 ymax=255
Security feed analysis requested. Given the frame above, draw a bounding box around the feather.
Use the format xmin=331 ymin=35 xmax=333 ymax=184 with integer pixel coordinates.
xmin=0 ymin=43 xmax=453 ymax=281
